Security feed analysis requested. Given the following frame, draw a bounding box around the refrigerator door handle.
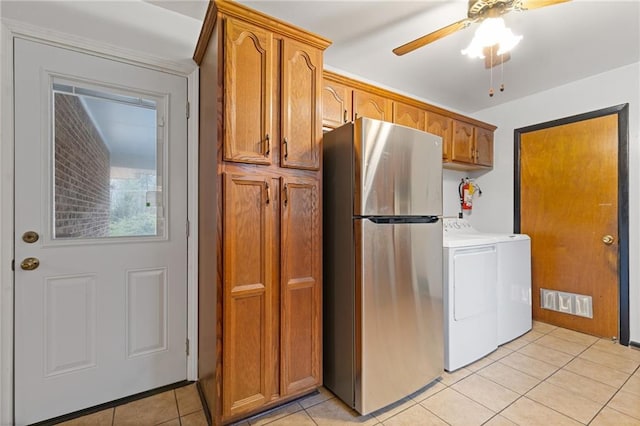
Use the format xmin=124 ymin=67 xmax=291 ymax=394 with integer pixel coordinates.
xmin=366 ymin=216 xmax=439 ymax=224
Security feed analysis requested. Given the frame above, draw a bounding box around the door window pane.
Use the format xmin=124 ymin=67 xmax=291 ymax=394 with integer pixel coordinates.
xmin=52 ymin=82 xmax=163 ymax=239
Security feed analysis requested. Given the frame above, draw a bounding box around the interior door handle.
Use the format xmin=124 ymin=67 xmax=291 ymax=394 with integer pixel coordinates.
xmin=20 ymin=257 xmax=40 ymax=271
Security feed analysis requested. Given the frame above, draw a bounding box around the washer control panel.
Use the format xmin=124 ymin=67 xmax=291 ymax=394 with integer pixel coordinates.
xmin=443 ymin=218 xmax=475 ymax=234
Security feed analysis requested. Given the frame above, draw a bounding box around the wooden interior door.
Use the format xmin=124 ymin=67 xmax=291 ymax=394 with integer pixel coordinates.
xmin=519 ymin=114 xmax=619 ymax=338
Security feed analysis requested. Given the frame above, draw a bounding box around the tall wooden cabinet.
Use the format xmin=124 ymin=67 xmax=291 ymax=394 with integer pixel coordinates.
xmin=194 ymin=1 xmax=330 ymax=424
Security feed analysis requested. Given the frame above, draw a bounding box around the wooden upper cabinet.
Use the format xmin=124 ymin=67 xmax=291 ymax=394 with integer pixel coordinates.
xmin=223 ymin=172 xmax=275 ymax=418
xmin=224 ymin=17 xmax=273 ymax=165
xmin=451 ymin=119 xmax=475 ymax=164
xmin=393 ymin=102 xmax=425 ymax=131
xmin=475 ymin=126 xmax=494 ymax=167
xmin=280 ymin=176 xmax=321 ymax=395
xmin=322 ymin=79 xmax=351 ymax=129
xmin=426 ymin=111 xmax=453 ymax=160
xmin=353 ymin=89 xmax=392 ymax=122
xmin=281 ymin=39 xmax=322 ymax=170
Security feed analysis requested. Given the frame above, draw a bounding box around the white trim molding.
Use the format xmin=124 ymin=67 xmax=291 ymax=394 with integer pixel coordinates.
xmin=0 ymin=20 xmax=16 ymax=426
xmin=186 ymin=67 xmax=200 ymax=381
xmin=0 ymin=17 xmax=199 ymax=425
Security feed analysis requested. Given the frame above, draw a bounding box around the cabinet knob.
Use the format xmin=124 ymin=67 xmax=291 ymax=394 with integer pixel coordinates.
xmin=283 ymin=137 xmax=289 ymax=159
xmin=343 ymin=109 xmax=348 ymax=123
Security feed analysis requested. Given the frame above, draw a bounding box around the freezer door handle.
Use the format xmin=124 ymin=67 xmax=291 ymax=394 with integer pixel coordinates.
xmin=366 ymin=216 xmax=439 ymax=224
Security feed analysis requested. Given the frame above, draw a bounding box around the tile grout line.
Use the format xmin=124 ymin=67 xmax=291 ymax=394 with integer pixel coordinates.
xmin=173 ymin=389 xmax=183 ymax=426
xmin=476 ymin=326 xmax=592 ymax=425
xmin=510 ymin=332 xmax=638 ymax=425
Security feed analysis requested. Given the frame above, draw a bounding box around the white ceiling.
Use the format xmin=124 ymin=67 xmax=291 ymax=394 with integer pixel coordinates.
xmin=238 ymin=0 xmax=640 ymax=113
xmin=2 ymin=1 xmax=639 ymax=114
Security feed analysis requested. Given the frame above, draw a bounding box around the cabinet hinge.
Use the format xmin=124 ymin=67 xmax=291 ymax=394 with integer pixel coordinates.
xmin=186 ymin=219 xmax=190 ymax=238
xmin=186 ymin=101 xmax=190 ymax=119
xmin=186 ymin=338 xmax=190 ymax=356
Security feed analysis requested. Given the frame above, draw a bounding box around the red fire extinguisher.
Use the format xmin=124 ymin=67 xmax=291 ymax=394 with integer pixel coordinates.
xmin=459 ymin=178 xmax=481 ymax=212
xmin=461 ymin=180 xmax=473 ymax=210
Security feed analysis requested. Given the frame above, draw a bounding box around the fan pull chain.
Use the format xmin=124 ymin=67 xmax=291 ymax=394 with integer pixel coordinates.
xmin=500 ymin=55 xmax=505 ymax=92
xmin=489 ymin=46 xmax=494 ymax=97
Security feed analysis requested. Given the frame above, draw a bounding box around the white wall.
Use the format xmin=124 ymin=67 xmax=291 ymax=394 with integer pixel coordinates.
xmin=466 ymin=62 xmax=640 ymax=343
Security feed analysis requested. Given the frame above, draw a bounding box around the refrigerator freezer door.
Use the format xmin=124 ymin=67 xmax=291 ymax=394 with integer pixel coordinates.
xmin=354 ymin=218 xmax=443 ymax=414
xmin=354 ymin=118 xmax=442 ymax=217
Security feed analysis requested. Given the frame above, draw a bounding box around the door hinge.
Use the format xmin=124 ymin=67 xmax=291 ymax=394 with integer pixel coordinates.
xmin=186 ymin=101 xmax=190 ymax=119
xmin=186 ymin=219 xmax=190 ymax=238
xmin=11 ymin=259 xmax=14 ymax=271
xmin=186 ymin=338 xmax=190 ymax=356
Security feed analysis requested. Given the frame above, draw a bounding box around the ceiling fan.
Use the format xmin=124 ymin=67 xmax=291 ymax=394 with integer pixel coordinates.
xmin=392 ymin=0 xmax=571 ymax=60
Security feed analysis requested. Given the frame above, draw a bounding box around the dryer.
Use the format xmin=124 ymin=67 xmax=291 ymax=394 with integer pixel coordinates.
xmin=494 ymin=234 xmax=532 ymax=345
xmin=443 ymin=220 xmax=498 ymax=371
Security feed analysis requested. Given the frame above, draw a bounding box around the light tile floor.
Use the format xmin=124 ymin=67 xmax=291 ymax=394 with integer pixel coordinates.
xmin=56 ymin=383 xmax=207 ymax=426
xmin=61 ymin=321 xmax=640 ymax=425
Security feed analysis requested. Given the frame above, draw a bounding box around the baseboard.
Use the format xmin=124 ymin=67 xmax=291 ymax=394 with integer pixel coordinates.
xmin=629 ymin=340 xmax=640 ymax=349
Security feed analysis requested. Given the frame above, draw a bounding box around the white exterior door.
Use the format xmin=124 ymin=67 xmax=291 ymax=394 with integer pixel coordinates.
xmin=13 ymin=38 xmax=188 ymax=424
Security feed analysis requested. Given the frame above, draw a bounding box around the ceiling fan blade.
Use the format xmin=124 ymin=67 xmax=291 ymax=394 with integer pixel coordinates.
xmin=519 ymin=0 xmax=571 ymax=11
xmin=393 ymin=19 xmax=471 ymax=56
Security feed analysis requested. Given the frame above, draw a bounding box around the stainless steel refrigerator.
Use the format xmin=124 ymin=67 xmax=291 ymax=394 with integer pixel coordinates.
xmin=323 ymin=117 xmax=444 ymax=415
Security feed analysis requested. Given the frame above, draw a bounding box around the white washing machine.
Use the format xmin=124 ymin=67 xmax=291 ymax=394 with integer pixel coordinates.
xmin=443 ymin=219 xmax=532 ymax=348
xmin=443 ymin=220 xmax=498 ymax=371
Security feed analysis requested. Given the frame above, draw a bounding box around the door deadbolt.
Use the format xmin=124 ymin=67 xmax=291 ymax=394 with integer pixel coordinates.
xmin=20 ymin=257 xmax=40 ymax=271
xmin=22 ymin=231 xmax=39 ymax=244
xmin=602 ymin=235 xmax=614 ymax=245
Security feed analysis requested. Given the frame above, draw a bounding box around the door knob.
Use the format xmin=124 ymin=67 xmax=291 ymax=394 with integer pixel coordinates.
xmin=20 ymin=257 xmax=40 ymax=271
xmin=602 ymin=235 xmax=614 ymax=245
xmin=22 ymin=231 xmax=39 ymax=244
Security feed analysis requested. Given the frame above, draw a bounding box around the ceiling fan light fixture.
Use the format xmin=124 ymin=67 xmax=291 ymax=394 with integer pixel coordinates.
xmin=461 ymin=17 xmax=522 ymax=59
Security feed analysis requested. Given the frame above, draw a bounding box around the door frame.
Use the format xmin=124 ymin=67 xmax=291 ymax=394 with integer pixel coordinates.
xmin=513 ymin=104 xmax=630 ymax=346
xmin=0 ymin=20 xmax=200 ymax=425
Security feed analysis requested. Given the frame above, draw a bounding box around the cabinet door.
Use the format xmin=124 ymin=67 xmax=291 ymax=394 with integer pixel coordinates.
xmin=393 ymin=101 xmax=425 ymax=130
xmin=475 ymin=127 xmax=494 ymax=167
xmin=280 ymin=176 xmax=321 ymax=395
xmin=223 ymin=173 xmax=274 ymax=417
xmin=451 ymin=119 xmax=475 ymax=164
xmin=281 ymin=39 xmax=322 ymax=170
xmin=224 ymin=18 xmax=273 ymax=165
xmin=426 ymin=111 xmax=453 ymax=160
xmin=353 ymin=89 xmax=392 ymax=122
xmin=322 ymin=79 xmax=351 ymax=129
